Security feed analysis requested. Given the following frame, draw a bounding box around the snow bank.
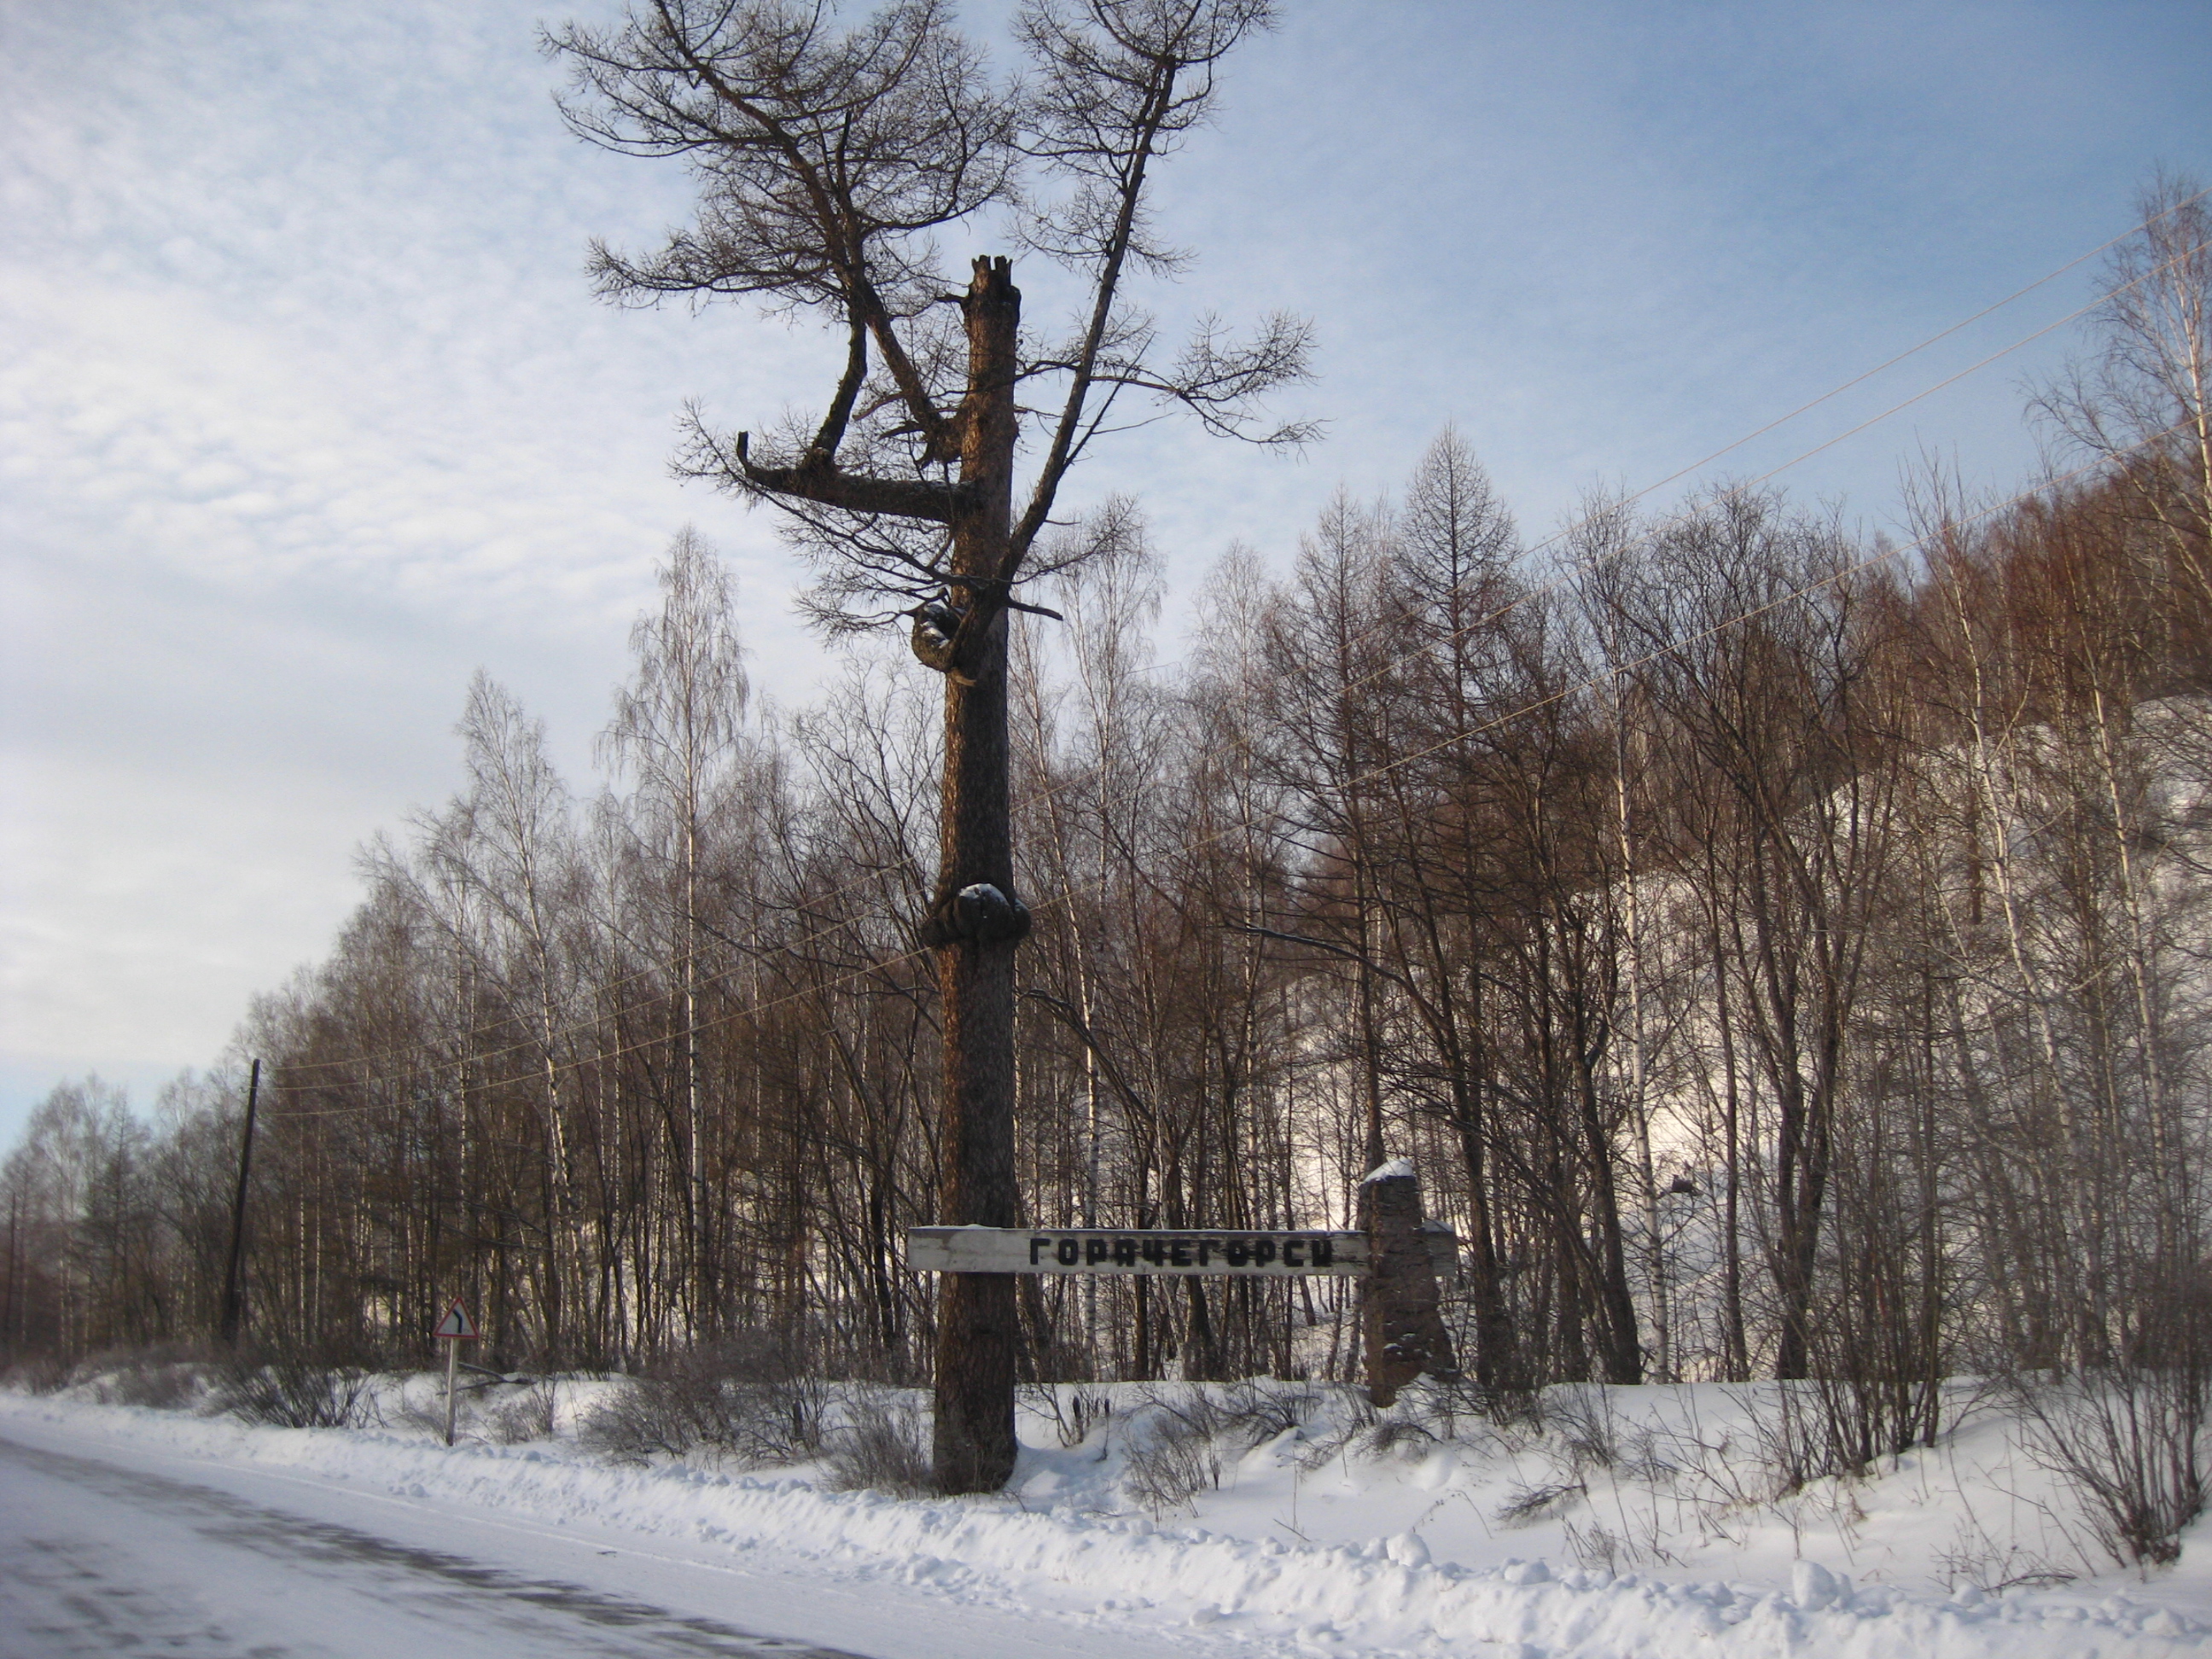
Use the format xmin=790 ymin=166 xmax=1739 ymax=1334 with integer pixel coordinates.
xmin=5 ymin=1382 xmax=2208 ymax=1658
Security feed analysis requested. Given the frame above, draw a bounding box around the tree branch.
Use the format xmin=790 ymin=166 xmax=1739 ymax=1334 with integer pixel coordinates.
xmin=708 ymin=431 xmax=973 ymax=523
xmin=1226 ymin=923 xmax=1417 ymax=994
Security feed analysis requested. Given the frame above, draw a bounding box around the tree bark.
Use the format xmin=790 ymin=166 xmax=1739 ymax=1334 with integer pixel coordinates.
xmin=929 ymin=257 xmax=1027 ymax=1494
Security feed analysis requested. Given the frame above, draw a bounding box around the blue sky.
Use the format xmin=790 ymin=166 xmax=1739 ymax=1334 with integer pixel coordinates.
xmin=3 ymin=0 xmax=2207 ymax=1146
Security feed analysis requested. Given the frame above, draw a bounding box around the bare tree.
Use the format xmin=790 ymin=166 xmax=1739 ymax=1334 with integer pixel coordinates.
xmin=2034 ymin=173 xmax=2211 ymax=626
xmin=548 ymin=0 xmax=1311 ymax=1491
xmin=600 ymin=530 xmax=755 ymax=1339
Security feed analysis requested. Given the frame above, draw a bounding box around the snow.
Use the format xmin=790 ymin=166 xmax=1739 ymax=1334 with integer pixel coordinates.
xmin=1361 ymin=1158 xmax=1417 ymax=1185
xmin=6 ymin=1376 xmax=2211 ymax=1657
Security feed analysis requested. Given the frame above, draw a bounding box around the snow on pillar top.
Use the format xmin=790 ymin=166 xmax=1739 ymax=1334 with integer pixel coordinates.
xmin=1359 ymin=1157 xmax=1416 ymax=1185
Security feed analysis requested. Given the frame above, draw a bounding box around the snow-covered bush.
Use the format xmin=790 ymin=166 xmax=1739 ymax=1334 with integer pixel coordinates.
xmin=822 ymin=1390 xmax=929 ymax=1495
xmin=1120 ymin=1405 xmax=1223 ymax=1515
xmin=486 ymin=1378 xmax=560 ymax=1444
xmin=1 ymin=1355 xmax=68 ymax=1395
xmin=1118 ymin=1380 xmax=1331 ymax=1514
xmin=577 ymin=1334 xmax=827 ymax=1467
xmin=1023 ymin=1382 xmax=1115 ymax=1448
xmin=2011 ymin=1362 xmax=2210 ymax=1569
xmin=210 ymin=1355 xmax=378 ymax=1429
xmin=65 ymin=1345 xmax=212 ymax=1410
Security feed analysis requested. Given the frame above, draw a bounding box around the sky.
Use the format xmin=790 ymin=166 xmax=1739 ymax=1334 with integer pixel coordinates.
xmin=3 ymin=0 xmax=2207 ymax=1149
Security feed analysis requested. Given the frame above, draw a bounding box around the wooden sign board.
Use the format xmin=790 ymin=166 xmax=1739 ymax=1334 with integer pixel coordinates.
xmin=907 ymin=1226 xmax=1371 ymax=1278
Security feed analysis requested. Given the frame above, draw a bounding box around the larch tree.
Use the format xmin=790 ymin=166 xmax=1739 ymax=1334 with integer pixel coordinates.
xmin=547 ymin=0 xmax=1312 ymax=1492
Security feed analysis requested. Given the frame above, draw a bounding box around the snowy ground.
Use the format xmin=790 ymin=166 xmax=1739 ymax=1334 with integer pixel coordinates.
xmin=4 ymin=1375 xmax=2211 ymax=1657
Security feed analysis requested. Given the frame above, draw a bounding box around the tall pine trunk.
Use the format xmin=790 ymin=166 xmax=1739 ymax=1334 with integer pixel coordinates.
xmin=930 ymin=258 xmax=1026 ymax=1493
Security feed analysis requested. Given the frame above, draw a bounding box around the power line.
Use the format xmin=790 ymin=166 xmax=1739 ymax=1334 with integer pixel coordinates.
xmin=261 ymin=416 xmax=2190 ymax=1118
xmin=250 ymin=194 xmax=2209 ymax=1098
xmin=1529 ymin=187 xmax=2207 ymax=529
xmin=1322 ymin=230 xmax=2211 ymax=712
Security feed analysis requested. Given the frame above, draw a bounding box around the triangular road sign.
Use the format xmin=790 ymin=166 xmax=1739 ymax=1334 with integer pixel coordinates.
xmin=433 ymin=1300 xmax=479 ymax=1341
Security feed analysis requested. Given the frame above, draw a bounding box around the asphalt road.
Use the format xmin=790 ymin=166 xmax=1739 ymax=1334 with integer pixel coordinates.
xmin=0 ymin=1429 xmax=870 ymax=1659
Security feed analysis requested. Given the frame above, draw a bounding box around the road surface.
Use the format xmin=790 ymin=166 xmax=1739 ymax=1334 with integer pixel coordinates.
xmin=0 ymin=1429 xmax=870 ymax=1658
xmin=0 ymin=1415 xmax=1184 ymax=1659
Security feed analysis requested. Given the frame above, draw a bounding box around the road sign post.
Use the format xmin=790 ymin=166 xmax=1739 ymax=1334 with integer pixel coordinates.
xmin=433 ymin=1299 xmax=480 ymax=1447
xmin=907 ymin=1203 xmax=1461 ymax=1402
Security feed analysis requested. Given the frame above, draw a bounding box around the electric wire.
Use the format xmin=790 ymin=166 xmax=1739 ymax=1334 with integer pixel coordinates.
xmin=259 ymin=414 xmax=2193 ymax=1119
xmin=247 ymin=192 xmax=2210 ymax=1102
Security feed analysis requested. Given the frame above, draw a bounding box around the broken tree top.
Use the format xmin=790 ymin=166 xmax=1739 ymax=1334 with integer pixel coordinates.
xmin=907 ymin=1226 xmax=1370 ymax=1276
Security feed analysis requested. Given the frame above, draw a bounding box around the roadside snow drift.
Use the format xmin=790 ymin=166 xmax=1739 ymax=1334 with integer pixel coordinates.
xmin=6 ymin=1377 xmax=2211 ymax=1658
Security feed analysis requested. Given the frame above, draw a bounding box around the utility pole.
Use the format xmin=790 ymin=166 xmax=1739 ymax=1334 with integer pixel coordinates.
xmin=218 ymin=1058 xmax=261 ymax=1348
xmin=3 ymin=1188 xmax=20 ymax=1354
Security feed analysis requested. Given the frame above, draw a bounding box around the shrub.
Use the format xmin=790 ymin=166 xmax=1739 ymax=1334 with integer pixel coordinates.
xmin=823 ymin=1392 xmax=930 ymax=1495
xmin=103 ymin=1359 xmax=209 ymax=1410
xmin=2 ymin=1355 xmax=68 ymax=1395
xmin=1024 ymin=1382 xmax=1115 ymax=1448
xmin=1121 ymin=1406 xmax=1222 ymax=1516
xmin=1397 ymin=1371 xmax=1538 ymax=1441
xmin=1217 ymin=1377 xmax=1324 ymax=1444
xmin=210 ymin=1355 xmax=378 ymax=1429
xmin=2011 ymin=1363 xmax=2209 ymax=1570
xmin=579 ymin=1332 xmax=826 ymax=1467
xmin=1114 ymin=1380 xmax=1328 ymax=1514
xmin=486 ymin=1378 xmax=560 ymax=1444
xmin=64 ymin=1346 xmax=212 ymax=1410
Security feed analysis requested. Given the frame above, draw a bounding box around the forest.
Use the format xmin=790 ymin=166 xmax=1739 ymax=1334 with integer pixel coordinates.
xmin=5 ymin=175 xmax=2209 ymax=1498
